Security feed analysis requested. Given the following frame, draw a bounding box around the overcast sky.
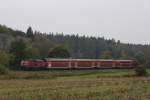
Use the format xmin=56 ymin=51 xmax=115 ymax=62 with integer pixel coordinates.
xmin=0 ymin=0 xmax=150 ymax=44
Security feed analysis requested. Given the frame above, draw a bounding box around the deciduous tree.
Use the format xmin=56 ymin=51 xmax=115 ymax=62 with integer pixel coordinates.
xmin=9 ymin=39 xmax=27 ymax=68
xmin=48 ymin=45 xmax=70 ymax=58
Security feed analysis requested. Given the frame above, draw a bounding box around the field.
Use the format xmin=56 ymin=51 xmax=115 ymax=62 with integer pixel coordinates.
xmin=0 ymin=70 xmax=150 ymax=100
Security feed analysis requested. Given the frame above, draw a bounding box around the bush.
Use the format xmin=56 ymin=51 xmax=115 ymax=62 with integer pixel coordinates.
xmin=135 ymin=65 xmax=147 ymax=76
xmin=0 ymin=51 xmax=11 ymax=66
xmin=0 ymin=64 xmax=9 ymax=75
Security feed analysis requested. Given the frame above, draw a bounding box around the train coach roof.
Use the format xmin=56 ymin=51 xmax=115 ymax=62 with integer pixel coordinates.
xmin=44 ymin=58 xmax=134 ymax=62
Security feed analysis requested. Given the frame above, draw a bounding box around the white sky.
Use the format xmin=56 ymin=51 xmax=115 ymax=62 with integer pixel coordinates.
xmin=0 ymin=0 xmax=150 ymax=44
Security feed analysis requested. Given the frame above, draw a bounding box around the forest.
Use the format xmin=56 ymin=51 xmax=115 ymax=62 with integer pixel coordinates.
xmin=0 ymin=24 xmax=150 ymax=70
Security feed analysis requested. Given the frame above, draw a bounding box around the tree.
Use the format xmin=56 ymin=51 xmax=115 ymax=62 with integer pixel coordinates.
xmin=134 ymin=51 xmax=145 ymax=64
xmin=74 ymin=34 xmax=80 ymax=58
xmin=143 ymin=48 xmax=150 ymax=68
xmin=0 ymin=51 xmax=11 ymax=66
xmin=120 ymin=50 xmax=131 ymax=59
xmin=101 ymin=51 xmax=112 ymax=59
xmin=0 ymin=64 xmax=9 ymax=75
xmin=135 ymin=65 xmax=147 ymax=76
xmin=26 ymin=27 xmax=34 ymax=39
xmin=32 ymin=35 xmax=54 ymax=57
xmin=117 ymin=40 xmax=121 ymax=44
xmin=48 ymin=45 xmax=70 ymax=58
xmin=95 ymin=39 xmax=100 ymax=59
xmin=24 ymin=47 xmax=40 ymax=59
xmin=9 ymin=39 xmax=27 ymax=68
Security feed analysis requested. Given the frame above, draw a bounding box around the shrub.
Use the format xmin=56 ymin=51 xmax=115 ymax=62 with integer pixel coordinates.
xmin=0 ymin=51 xmax=11 ymax=66
xmin=0 ymin=64 xmax=9 ymax=75
xmin=135 ymin=65 xmax=147 ymax=76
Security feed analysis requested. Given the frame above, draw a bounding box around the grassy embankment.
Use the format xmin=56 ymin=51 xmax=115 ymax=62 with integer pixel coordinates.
xmin=0 ymin=69 xmax=150 ymax=100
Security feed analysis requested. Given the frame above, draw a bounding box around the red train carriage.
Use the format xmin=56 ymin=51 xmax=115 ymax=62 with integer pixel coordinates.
xmin=21 ymin=59 xmax=138 ymax=69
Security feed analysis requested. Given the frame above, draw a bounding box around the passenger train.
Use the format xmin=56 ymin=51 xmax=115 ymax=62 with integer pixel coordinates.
xmin=21 ymin=58 xmax=138 ymax=70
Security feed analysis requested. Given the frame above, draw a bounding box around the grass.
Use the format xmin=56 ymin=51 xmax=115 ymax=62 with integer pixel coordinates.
xmin=0 ymin=69 xmax=137 ymax=80
xmin=0 ymin=69 xmax=150 ymax=100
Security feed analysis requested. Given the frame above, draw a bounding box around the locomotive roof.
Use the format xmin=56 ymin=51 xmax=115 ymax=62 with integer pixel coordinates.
xmin=44 ymin=58 xmax=134 ymax=62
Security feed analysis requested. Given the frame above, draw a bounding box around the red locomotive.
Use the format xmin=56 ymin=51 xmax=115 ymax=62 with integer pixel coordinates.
xmin=21 ymin=58 xmax=138 ymax=70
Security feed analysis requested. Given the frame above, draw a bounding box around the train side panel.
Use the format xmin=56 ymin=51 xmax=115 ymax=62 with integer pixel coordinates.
xmin=50 ymin=61 xmax=70 ymax=69
xmin=76 ymin=61 xmax=95 ymax=69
